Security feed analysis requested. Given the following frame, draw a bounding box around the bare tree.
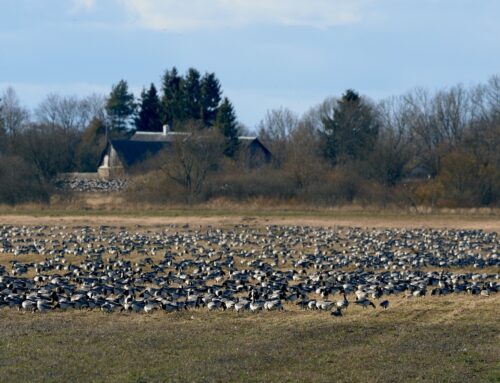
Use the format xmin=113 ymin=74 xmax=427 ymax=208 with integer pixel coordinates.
xmin=82 ymin=93 xmax=107 ymax=122
xmin=35 ymin=93 xmax=106 ymax=131
xmin=14 ymin=123 xmax=79 ymax=180
xmin=258 ymin=107 xmax=299 ymax=163
xmin=432 ymin=84 xmax=471 ymax=146
xmin=369 ymin=96 xmax=413 ymax=185
xmin=0 ymin=87 xmax=29 ymax=135
xmin=283 ymin=122 xmax=323 ymax=188
xmin=160 ymin=122 xmax=224 ymax=202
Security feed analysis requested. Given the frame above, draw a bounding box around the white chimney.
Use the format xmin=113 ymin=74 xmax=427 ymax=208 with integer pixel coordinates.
xmin=162 ymin=124 xmax=170 ymax=135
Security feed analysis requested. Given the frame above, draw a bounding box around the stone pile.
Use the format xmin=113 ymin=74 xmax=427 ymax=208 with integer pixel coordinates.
xmin=55 ymin=177 xmax=128 ymax=193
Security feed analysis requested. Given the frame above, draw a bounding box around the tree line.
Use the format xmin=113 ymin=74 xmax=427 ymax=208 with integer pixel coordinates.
xmin=0 ymin=67 xmax=239 ymax=203
xmin=0 ymin=71 xmax=499 ymax=207
xmin=106 ymin=68 xmax=240 ymax=156
xmin=252 ymin=76 xmax=500 ymax=207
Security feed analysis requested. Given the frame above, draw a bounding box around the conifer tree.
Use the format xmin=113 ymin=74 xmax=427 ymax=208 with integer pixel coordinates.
xmin=321 ymin=89 xmax=379 ymax=165
xmin=105 ymin=80 xmax=135 ymax=134
xmin=161 ymin=67 xmax=185 ymax=126
xmin=183 ymin=68 xmax=202 ymax=120
xmin=135 ymin=84 xmax=162 ymax=132
xmin=201 ymin=73 xmax=222 ymax=127
xmin=215 ymin=97 xmax=239 ymax=157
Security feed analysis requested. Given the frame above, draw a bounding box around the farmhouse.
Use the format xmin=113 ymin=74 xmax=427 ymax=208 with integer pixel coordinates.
xmin=97 ymin=126 xmax=272 ymax=179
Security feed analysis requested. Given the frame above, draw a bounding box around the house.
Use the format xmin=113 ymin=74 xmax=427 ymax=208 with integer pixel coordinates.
xmin=97 ymin=126 xmax=272 ymax=179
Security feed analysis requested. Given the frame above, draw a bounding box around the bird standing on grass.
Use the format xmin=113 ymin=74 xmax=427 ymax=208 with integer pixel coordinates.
xmin=331 ymin=307 xmax=342 ymax=317
xmin=380 ymin=300 xmax=390 ymax=309
xmin=355 ymin=298 xmax=376 ymax=309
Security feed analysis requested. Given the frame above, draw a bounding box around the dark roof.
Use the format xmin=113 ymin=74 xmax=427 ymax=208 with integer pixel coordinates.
xmin=130 ymin=131 xmax=189 ymax=142
xmin=239 ymin=137 xmax=272 ymax=158
xmin=130 ymin=131 xmax=269 ymax=150
xmin=110 ymin=140 xmax=171 ymax=167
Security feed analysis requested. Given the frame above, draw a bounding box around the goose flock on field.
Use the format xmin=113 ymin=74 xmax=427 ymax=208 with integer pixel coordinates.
xmin=0 ymin=224 xmax=497 ymax=316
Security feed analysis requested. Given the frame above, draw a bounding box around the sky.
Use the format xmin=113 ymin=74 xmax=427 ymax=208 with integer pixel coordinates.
xmin=0 ymin=0 xmax=499 ymax=129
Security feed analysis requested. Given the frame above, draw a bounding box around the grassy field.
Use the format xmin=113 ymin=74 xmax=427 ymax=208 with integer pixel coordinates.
xmin=0 ymin=212 xmax=498 ymax=382
xmin=0 ymin=295 xmax=498 ymax=383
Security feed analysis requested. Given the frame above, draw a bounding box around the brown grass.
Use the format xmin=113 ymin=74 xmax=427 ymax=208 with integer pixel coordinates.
xmin=0 ymin=211 xmax=499 ymax=231
xmin=0 ymin=295 xmax=498 ymax=383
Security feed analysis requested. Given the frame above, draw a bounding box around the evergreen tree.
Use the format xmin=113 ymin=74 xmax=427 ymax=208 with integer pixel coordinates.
xmin=135 ymin=84 xmax=162 ymax=132
xmin=183 ymin=68 xmax=202 ymax=120
xmin=215 ymin=97 xmax=239 ymax=158
xmin=105 ymin=80 xmax=135 ymax=134
xmin=161 ymin=67 xmax=185 ymax=126
xmin=201 ymin=72 xmax=222 ymax=127
xmin=321 ymin=89 xmax=379 ymax=165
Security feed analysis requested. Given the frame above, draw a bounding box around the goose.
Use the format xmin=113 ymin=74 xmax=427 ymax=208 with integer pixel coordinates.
xmin=307 ymin=300 xmax=317 ymax=310
xmin=100 ymin=302 xmax=116 ymax=313
xmin=207 ymin=300 xmax=222 ymax=311
xmin=143 ymin=302 xmax=158 ymax=314
xmin=480 ymin=288 xmax=490 ymax=297
xmin=355 ymin=298 xmax=376 ymax=309
xmin=21 ymin=299 xmax=36 ymax=312
xmin=264 ymin=300 xmax=282 ymax=311
xmin=162 ymin=302 xmax=179 ymax=313
xmin=379 ymin=300 xmax=390 ymax=309
xmin=36 ymin=299 xmax=52 ymax=313
xmin=234 ymin=301 xmax=248 ymax=312
xmin=331 ymin=307 xmax=342 ymax=317
xmin=249 ymin=300 xmax=263 ymax=312
xmin=355 ymin=290 xmax=367 ymax=301
xmin=316 ymin=300 xmax=334 ymax=311
xmin=336 ymin=293 xmax=349 ymax=309
xmin=223 ymin=299 xmax=236 ymax=310
xmin=56 ymin=298 xmax=72 ymax=310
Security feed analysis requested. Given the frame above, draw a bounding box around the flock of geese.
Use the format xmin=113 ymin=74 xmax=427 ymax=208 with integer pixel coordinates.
xmin=0 ymin=224 xmax=497 ymax=317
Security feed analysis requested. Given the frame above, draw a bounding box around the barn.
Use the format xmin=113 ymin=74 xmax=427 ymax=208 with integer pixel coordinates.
xmin=97 ymin=126 xmax=272 ymax=179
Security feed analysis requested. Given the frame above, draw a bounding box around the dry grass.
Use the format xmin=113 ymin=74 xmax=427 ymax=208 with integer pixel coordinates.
xmin=0 ymin=295 xmax=498 ymax=383
xmin=0 ymin=216 xmax=498 ymax=382
xmin=0 ymin=210 xmax=499 ymax=232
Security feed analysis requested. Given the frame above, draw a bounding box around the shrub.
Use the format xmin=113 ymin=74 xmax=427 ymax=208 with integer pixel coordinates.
xmin=0 ymin=155 xmax=51 ymax=204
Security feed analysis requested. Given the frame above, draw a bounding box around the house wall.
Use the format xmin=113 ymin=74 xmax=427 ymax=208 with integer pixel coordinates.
xmin=243 ymin=141 xmax=272 ymax=168
xmin=98 ymin=146 xmax=125 ymax=180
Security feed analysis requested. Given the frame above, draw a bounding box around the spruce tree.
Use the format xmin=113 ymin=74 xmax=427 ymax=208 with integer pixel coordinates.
xmin=135 ymin=84 xmax=162 ymax=132
xmin=161 ymin=67 xmax=185 ymax=127
xmin=322 ymin=89 xmax=379 ymax=165
xmin=201 ymin=73 xmax=222 ymax=127
xmin=183 ymin=68 xmax=202 ymax=120
xmin=105 ymin=80 xmax=135 ymax=134
xmin=215 ymin=97 xmax=239 ymax=158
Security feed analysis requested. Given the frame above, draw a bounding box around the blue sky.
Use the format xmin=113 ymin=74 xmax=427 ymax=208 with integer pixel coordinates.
xmin=1 ymin=0 xmax=499 ymax=129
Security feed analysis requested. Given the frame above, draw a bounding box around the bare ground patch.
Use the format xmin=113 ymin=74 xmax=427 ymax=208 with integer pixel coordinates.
xmin=0 ymin=212 xmax=499 ymax=231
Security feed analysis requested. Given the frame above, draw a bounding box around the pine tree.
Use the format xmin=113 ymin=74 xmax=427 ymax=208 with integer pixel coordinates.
xmin=161 ymin=67 xmax=185 ymax=127
xmin=201 ymin=73 xmax=222 ymax=127
xmin=183 ymin=68 xmax=202 ymax=120
xmin=215 ymin=97 xmax=239 ymax=158
xmin=105 ymin=80 xmax=135 ymax=134
xmin=135 ymin=84 xmax=162 ymax=132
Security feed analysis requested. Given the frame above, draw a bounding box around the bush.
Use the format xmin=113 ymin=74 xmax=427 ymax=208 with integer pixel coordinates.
xmin=214 ymin=166 xmax=296 ymax=201
xmin=0 ymin=155 xmax=51 ymax=204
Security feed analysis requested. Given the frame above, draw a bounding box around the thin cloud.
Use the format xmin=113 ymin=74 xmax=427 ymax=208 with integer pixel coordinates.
xmin=70 ymin=0 xmax=96 ymax=13
xmin=119 ymin=0 xmax=365 ymax=31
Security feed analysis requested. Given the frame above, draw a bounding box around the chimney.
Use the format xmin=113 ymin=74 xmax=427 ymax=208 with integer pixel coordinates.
xmin=162 ymin=124 xmax=170 ymax=135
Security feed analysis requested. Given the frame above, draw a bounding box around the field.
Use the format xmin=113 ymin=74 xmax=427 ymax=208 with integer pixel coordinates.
xmin=1 ymin=295 xmax=499 ymax=383
xmin=0 ymin=211 xmax=499 ymax=382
